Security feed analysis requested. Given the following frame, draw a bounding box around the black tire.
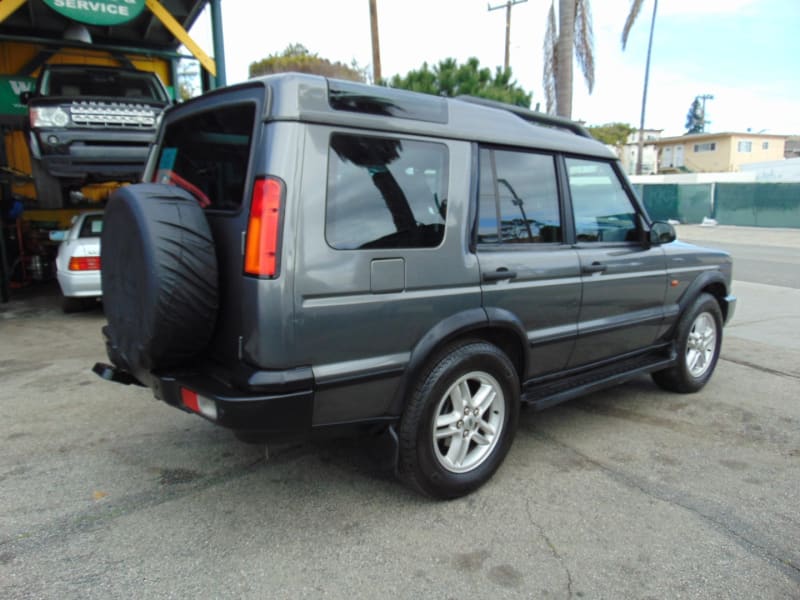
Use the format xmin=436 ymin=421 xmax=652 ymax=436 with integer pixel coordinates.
xmin=101 ymin=183 xmax=218 ymax=381
xmin=398 ymin=341 xmax=520 ymax=499
xmin=31 ymin=158 xmax=64 ymax=209
xmin=652 ymin=293 xmax=723 ymax=393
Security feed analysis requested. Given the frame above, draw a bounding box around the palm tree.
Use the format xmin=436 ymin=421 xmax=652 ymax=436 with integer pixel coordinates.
xmin=622 ymin=0 xmax=659 ymax=175
xmin=543 ymin=0 xmax=594 ymax=118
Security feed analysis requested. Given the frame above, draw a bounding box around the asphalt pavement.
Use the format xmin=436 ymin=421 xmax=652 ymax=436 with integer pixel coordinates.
xmin=1 ymin=226 xmax=798 ymax=599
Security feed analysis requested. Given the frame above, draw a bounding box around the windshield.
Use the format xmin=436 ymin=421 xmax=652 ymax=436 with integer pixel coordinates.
xmin=41 ymin=68 xmax=168 ymax=103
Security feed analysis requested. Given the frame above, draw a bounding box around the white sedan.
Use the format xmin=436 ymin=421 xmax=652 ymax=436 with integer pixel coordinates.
xmin=51 ymin=211 xmax=103 ymax=312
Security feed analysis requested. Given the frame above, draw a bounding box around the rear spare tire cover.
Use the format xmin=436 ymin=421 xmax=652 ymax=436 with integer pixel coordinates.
xmin=102 ymin=183 xmax=218 ymax=380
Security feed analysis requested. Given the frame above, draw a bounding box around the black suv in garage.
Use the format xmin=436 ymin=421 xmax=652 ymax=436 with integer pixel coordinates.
xmin=96 ymin=73 xmax=736 ymax=499
xmin=24 ymin=64 xmax=170 ymax=207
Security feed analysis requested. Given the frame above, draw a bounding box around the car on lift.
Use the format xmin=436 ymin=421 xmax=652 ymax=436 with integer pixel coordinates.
xmin=50 ymin=211 xmax=103 ymax=312
xmin=22 ymin=64 xmax=170 ymax=208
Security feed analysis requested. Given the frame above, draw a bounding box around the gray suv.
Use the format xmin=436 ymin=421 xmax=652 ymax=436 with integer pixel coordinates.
xmin=95 ymin=74 xmax=736 ymax=499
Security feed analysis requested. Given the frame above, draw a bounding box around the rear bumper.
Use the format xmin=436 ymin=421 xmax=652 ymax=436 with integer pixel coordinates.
xmin=94 ymin=361 xmax=314 ymax=434
xmin=56 ymin=269 xmax=101 ymax=297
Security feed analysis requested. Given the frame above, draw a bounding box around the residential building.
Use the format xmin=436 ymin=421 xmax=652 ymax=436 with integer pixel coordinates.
xmin=618 ymin=129 xmax=662 ymax=175
xmin=655 ymin=132 xmax=786 ymax=173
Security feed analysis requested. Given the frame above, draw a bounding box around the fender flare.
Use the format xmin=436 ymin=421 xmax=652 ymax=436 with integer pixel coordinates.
xmin=389 ymin=307 xmax=530 ymax=415
xmin=677 ymin=270 xmax=730 ymax=313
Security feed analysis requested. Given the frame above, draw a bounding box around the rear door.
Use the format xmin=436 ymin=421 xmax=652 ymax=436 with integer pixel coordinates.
xmin=476 ymin=147 xmax=581 ymax=377
xmin=564 ymin=157 xmax=668 ymax=367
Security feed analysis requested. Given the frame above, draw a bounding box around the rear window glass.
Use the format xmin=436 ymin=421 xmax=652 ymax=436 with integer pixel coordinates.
xmin=154 ymin=104 xmax=255 ymax=211
xmin=326 ymin=133 xmax=449 ymax=250
xmin=78 ymin=215 xmax=103 ymax=238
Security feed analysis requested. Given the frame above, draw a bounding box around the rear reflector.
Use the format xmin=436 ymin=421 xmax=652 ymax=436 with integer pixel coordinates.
xmin=244 ymin=177 xmax=283 ymax=277
xmin=69 ymin=256 xmax=101 ymax=271
xmin=180 ymin=388 xmax=218 ymax=420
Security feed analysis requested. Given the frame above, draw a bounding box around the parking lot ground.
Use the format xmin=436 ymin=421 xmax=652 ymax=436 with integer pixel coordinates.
xmin=1 ymin=231 xmax=799 ymax=599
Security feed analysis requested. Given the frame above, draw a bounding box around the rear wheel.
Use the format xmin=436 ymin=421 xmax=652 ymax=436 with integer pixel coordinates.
xmin=399 ymin=341 xmax=520 ymax=499
xmin=652 ymin=293 xmax=723 ymax=393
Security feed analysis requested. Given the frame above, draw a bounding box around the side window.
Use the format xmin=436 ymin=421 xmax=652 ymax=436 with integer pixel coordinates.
xmin=326 ymin=134 xmax=448 ymax=250
xmin=566 ymin=158 xmax=638 ymax=242
xmin=478 ymin=148 xmax=561 ymax=244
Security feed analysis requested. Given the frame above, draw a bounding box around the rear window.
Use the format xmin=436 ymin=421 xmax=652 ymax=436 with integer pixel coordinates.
xmin=78 ymin=215 xmax=103 ymax=238
xmin=154 ymin=104 xmax=255 ymax=211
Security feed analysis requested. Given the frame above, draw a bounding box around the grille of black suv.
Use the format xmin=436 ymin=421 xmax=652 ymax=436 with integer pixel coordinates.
xmin=69 ymin=100 xmax=158 ymax=128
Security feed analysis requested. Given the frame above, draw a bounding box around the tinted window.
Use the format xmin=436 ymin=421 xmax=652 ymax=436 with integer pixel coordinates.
xmin=326 ymin=134 xmax=448 ymax=250
xmin=154 ymin=104 xmax=255 ymax=211
xmin=478 ymin=148 xmax=561 ymax=244
xmin=566 ymin=158 xmax=637 ymax=242
xmin=78 ymin=215 xmax=103 ymax=238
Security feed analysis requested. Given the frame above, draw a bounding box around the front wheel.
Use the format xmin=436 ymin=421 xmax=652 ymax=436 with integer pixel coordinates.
xmin=399 ymin=341 xmax=520 ymax=499
xmin=652 ymin=293 xmax=723 ymax=393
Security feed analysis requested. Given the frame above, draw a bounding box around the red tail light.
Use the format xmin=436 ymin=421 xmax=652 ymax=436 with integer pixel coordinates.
xmin=245 ymin=177 xmax=283 ymax=277
xmin=69 ymin=256 xmax=101 ymax=271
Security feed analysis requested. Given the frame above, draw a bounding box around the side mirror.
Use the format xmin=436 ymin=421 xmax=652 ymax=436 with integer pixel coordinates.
xmin=19 ymin=91 xmax=32 ymax=105
xmin=49 ymin=230 xmax=68 ymax=242
xmin=650 ymin=221 xmax=676 ymax=245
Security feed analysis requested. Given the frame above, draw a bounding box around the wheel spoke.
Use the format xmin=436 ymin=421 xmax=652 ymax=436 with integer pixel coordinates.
xmin=446 ymin=435 xmax=470 ymax=467
xmin=473 ymin=383 xmax=496 ymax=416
xmin=473 ymin=431 xmax=491 ymax=446
xmin=449 ymin=380 xmax=471 ymax=412
xmin=477 ymin=418 xmax=496 ymax=437
xmin=435 ymin=426 xmax=458 ymax=440
xmin=436 ymin=412 xmax=460 ymax=429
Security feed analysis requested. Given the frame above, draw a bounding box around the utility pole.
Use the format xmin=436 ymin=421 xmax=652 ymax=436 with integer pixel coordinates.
xmin=488 ymin=0 xmax=528 ymax=72
xmin=698 ymin=93 xmax=714 ymax=132
xmin=369 ymin=0 xmax=382 ymax=83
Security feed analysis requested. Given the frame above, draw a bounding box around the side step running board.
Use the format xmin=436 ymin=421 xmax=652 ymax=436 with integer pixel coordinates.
xmin=522 ymin=352 xmax=676 ymax=411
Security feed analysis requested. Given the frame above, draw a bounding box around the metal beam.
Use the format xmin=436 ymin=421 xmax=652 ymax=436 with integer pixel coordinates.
xmin=0 ymin=0 xmax=28 ymax=24
xmin=209 ymin=0 xmax=226 ymax=87
xmin=144 ymin=0 xmax=216 ymax=77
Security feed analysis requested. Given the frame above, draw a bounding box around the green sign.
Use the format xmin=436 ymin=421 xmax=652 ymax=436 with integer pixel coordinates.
xmin=0 ymin=76 xmax=35 ymax=116
xmin=42 ymin=0 xmax=146 ymax=26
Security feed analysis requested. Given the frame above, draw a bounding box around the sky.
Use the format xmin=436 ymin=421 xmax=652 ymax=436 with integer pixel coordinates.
xmin=188 ymin=0 xmax=800 ymax=137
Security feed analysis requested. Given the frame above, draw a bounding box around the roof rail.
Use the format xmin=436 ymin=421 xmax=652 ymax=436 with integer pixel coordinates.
xmin=455 ymin=95 xmax=593 ymax=139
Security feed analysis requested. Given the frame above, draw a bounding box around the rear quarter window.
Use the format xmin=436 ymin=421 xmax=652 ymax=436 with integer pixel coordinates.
xmin=325 ymin=133 xmax=449 ymax=250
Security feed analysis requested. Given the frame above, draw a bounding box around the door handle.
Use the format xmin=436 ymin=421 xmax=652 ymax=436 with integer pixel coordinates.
xmin=483 ymin=268 xmax=518 ymax=282
xmin=582 ymin=261 xmax=607 ymax=274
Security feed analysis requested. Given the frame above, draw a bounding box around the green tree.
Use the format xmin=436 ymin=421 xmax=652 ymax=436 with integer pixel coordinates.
xmin=385 ymin=58 xmax=532 ymax=107
xmin=543 ymin=0 xmax=594 ymax=118
xmin=587 ymin=122 xmax=635 ymax=147
xmin=249 ymin=44 xmax=367 ymax=82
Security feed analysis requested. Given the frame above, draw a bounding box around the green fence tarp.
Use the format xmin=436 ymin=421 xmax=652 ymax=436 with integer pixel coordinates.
xmin=640 ymin=184 xmax=712 ymax=224
xmin=714 ymin=183 xmax=800 ymax=228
